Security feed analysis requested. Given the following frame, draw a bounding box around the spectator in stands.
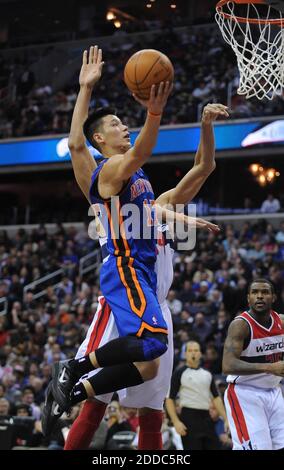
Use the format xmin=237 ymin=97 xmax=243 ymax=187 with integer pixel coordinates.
xmin=192 ymin=312 xmax=212 ymax=344
xmin=276 ymin=221 xmax=284 ymax=243
xmin=203 ymin=344 xmax=222 ymax=374
xmin=15 ymin=403 xmax=32 ymax=417
xmin=260 ymin=194 xmax=281 ymax=213
xmin=104 ymin=401 xmax=132 ymax=449
xmin=209 ymin=402 xmax=232 ymax=450
xmin=21 ymin=386 xmax=41 ymax=420
xmin=0 ymin=397 xmax=10 ymax=416
xmin=179 ymin=280 xmax=195 ymax=304
xmin=1 ymin=22 xmax=284 ymax=139
xmin=167 ymin=290 xmax=183 ymax=316
xmin=179 ymin=309 xmax=194 ymax=327
xmin=0 ymin=383 xmax=6 ymax=398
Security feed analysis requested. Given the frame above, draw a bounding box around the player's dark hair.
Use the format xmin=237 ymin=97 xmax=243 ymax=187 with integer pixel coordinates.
xmin=83 ymin=107 xmax=117 ymax=151
xmin=248 ymin=278 xmax=275 ymax=295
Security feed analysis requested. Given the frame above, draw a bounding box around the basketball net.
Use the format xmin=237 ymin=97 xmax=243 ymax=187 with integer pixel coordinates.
xmin=215 ymin=1 xmax=284 ymax=100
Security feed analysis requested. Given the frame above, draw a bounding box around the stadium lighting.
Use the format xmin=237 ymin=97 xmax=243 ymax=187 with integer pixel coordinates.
xmin=249 ymin=163 xmax=259 ymax=175
xmin=250 ymin=164 xmax=280 ymax=186
xmin=114 ymin=20 xmax=122 ymax=28
xmin=257 ymin=174 xmax=266 ymax=186
xmin=106 ymin=11 xmax=115 ymax=21
xmin=266 ymin=169 xmax=276 ymax=181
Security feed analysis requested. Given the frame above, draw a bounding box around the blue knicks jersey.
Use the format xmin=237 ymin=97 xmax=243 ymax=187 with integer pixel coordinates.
xmin=90 ymin=159 xmax=157 ymax=266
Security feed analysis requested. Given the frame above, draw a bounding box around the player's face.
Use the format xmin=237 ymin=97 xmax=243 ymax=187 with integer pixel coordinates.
xmin=186 ymin=342 xmax=202 ymax=368
xmin=100 ymin=115 xmax=131 ymax=152
xmin=248 ymin=282 xmax=275 ymax=315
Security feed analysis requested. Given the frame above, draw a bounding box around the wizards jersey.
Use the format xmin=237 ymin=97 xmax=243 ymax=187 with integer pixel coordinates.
xmin=227 ymin=310 xmax=284 ymax=388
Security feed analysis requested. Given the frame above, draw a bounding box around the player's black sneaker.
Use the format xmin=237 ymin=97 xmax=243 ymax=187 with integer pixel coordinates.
xmin=51 ymin=359 xmax=77 ymax=411
xmin=41 ymin=382 xmax=64 ymax=437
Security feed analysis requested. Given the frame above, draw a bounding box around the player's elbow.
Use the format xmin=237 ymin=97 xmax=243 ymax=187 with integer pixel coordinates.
xmin=208 ymin=160 xmax=216 ymax=173
xmin=222 ymin=365 xmax=229 ymax=375
xmin=198 ymin=160 xmax=216 ymax=176
xmin=68 ymin=139 xmax=86 ymax=151
xmin=222 ymin=358 xmax=231 ymax=375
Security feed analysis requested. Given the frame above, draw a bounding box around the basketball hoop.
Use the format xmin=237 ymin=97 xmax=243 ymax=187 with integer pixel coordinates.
xmin=215 ymin=0 xmax=284 ymax=100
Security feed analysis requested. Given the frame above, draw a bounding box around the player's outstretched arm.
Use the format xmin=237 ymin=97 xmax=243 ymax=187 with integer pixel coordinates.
xmin=156 ymin=104 xmax=229 ymax=207
xmin=69 ymin=45 xmax=104 ymax=202
xmin=155 ymin=204 xmax=220 ymax=234
xmin=98 ymin=82 xmax=172 ymax=198
xmin=223 ymin=320 xmax=284 ymax=376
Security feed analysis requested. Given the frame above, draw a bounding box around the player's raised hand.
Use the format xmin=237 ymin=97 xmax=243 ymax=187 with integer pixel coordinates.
xmin=202 ymin=103 xmax=229 ymax=124
xmin=133 ymin=81 xmax=173 ymax=115
xmin=79 ymin=45 xmax=104 ymax=89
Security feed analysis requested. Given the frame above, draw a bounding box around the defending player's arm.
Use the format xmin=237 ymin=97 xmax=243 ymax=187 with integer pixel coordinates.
xmin=155 ymin=204 xmax=220 ymax=234
xmin=223 ymin=320 xmax=284 ymax=376
xmin=280 ymin=314 xmax=284 ymax=328
xmin=98 ymin=82 xmax=172 ymax=199
xmin=68 ymin=46 xmax=104 ymax=202
xmin=156 ymin=104 xmax=229 ymax=208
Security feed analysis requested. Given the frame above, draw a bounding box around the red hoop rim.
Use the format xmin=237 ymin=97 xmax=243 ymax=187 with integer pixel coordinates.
xmin=216 ymin=0 xmax=284 ymax=25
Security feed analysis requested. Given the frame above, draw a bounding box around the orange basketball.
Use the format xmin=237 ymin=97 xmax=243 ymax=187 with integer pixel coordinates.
xmin=124 ymin=49 xmax=174 ymax=100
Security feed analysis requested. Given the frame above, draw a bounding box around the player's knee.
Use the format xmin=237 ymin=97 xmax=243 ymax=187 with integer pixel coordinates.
xmin=142 ymin=332 xmax=168 ymax=361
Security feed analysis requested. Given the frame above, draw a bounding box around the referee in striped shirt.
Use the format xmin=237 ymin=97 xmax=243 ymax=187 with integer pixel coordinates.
xmin=166 ymin=340 xmax=228 ymax=450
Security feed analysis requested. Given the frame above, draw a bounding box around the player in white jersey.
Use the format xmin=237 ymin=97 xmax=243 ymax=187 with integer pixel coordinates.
xmin=223 ymin=279 xmax=284 ymax=450
xmin=76 ymin=224 xmax=175 ymax=408
xmin=71 ymin=224 xmax=175 ymax=450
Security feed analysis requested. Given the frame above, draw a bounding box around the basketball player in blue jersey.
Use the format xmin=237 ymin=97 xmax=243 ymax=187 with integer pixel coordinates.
xmin=50 ymin=45 xmax=173 ymax=412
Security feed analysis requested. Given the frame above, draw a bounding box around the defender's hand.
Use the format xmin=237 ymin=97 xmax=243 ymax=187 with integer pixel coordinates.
xmin=183 ymin=215 xmax=220 ymax=234
xmin=195 ymin=217 xmax=220 ymax=234
xmin=133 ymin=81 xmax=173 ymax=115
xmin=202 ymin=103 xmax=229 ymax=124
xmin=79 ymin=45 xmax=104 ymax=89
